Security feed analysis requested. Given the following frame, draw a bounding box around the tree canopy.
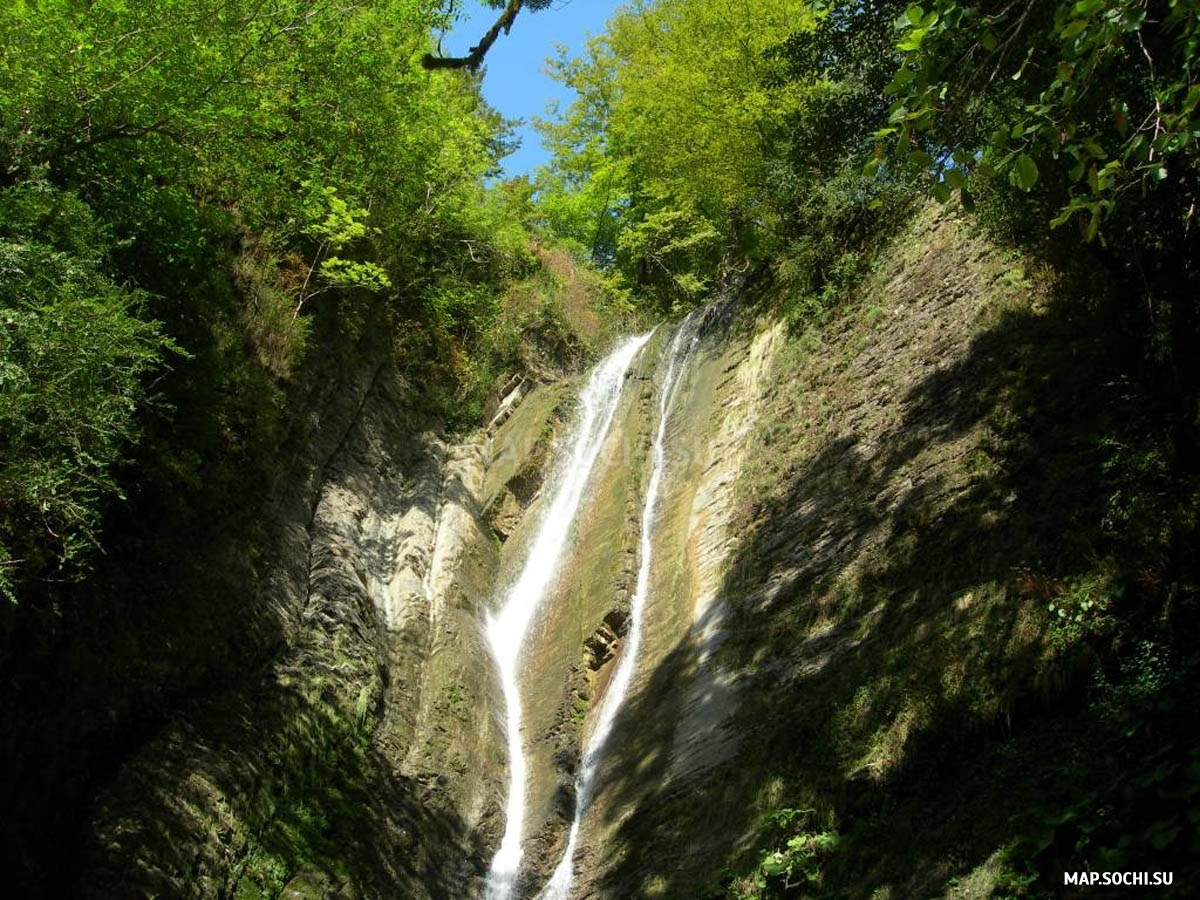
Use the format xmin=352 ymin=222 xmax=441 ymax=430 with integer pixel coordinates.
xmin=533 ymin=0 xmax=1198 ymax=329
xmin=0 ymin=0 xmax=534 ymax=599
xmin=872 ymin=0 xmax=1200 ymax=240
xmin=534 ymin=0 xmax=821 ymax=307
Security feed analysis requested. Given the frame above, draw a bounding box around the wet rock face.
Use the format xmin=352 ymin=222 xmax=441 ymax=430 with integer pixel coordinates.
xmin=525 ymin=300 xmax=759 ymax=897
xmin=582 ymin=604 xmax=630 ymax=670
xmin=75 ymin=302 xmax=744 ymax=900
xmin=79 ymin=368 xmax=577 ymax=900
xmin=560 ymin=208 xmax=1073 ymax=899
xmin=488 ymin=488 xmax=526 ymax=541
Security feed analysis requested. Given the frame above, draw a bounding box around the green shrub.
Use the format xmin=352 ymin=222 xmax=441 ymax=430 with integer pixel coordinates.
xmin=0 ymin=187 xmax=174 ymax=598
xmin=721 ymin=808 xmax=839 ymax=899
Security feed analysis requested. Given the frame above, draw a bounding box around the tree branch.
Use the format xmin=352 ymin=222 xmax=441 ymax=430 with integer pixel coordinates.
xmin=422 ymin=0 xmax=523 ymax=71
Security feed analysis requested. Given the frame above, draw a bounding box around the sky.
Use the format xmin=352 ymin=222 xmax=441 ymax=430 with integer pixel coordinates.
xmin=442 ymin=0 xmax=623 ymax=178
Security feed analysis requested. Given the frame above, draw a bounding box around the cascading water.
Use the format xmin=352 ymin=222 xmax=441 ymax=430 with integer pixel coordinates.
xmin=539 ymin=313 xmax=700 ymax=900
xmin=484 ymin=333 xmax=653 ymax=900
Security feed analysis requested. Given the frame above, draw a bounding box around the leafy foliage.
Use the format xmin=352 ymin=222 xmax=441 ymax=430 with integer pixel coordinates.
xmin=0 ymin=0 xmax=585 ymax=601
xmin=296 ymin=184 xmax=392 ymax=314
xmin=720 ymin=808 xmax=838 ymax=899
xmin=534 ymin=0 xmax=823 ymax=308
xmin=873 ymin=0 xmax=1200 ymax=239
xmin=0 ymin=185 xmax=174 ymax=599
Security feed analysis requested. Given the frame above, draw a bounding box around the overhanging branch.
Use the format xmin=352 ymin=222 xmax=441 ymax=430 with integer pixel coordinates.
xmin=422 ymin=0 xmax=524 ymax=71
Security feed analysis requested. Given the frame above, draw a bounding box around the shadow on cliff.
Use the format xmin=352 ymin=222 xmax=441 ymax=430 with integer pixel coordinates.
xmin=0 ymin=305 xmax=466 ymax=897
xmin=79 ymin=674 xmax=487 ymax=899
xmin=0 ymin=301 xmax=354 ymax=894
xmin=0 ymin=502 xmax=297 ymax=896
xmin=582 ymin=281 xmax=1189 ymax=896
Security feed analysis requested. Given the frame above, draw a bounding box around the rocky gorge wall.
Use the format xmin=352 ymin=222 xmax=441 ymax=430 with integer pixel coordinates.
xmin=562 ymin=204 xmax=1134 ymax=898
xmin=69 ymin=201 xmax=1120 ymax=899
xmin=72 ymin=290 xmax=754 ymax=898
xmin=73 ymin=340 xmax=588 ymax=897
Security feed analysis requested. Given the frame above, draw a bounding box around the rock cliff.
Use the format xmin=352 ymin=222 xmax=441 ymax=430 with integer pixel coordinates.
xmin=77 ymin=203 xmax=1163 ymax=898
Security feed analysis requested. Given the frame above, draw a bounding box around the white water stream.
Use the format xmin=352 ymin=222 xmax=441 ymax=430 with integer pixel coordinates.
xmin=483 ymin=333 xmax=652 ymax=900
xmin=539 ymin=314 xmax=700 ymax=900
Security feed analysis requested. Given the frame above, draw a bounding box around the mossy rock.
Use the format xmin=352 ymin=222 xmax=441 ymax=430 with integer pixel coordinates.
xmin=278 ymin=867 xmax=356 ymax=900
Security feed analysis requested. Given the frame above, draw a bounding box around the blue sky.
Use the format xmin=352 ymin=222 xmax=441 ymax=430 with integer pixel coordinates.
xmin=442 ymin=1 xmax=623 ymax=178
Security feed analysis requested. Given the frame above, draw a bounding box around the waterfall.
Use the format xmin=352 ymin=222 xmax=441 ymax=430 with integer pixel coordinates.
xmin=484 ymin=333 xmax=653 ymax=900
xmin=539 ymin=314 xmax=700 ymax=900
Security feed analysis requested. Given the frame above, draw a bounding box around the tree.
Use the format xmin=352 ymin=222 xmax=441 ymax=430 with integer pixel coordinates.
xmin=535 ymin=0 xmax=818 ymax=307
xmin=0 ymin=0 xmax=535 ymax=598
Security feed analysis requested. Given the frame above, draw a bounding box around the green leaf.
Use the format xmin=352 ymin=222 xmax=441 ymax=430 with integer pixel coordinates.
xmin=761 ymin=853 xmax=789 ymax=876
xmin=1182 ymin=84 xmax=1200 ymax=115
xmin=1012 ymin=153 xmax=1040 ymax=190
xmin=1061 ymin=20 xmax=1088 ymax=39
xmin=906 ymin=5 xmax=926 ymax=27
xmin=934 ymin=181 xmax=952 ymax=203
xmin=887 ymin=67 xmax=916 ymax=92
xmin=907 ymin=149 xmax=934 ymax=170
xmin=1150 ymin=823 xmax=1181 ymax=849
xmin=897 ymin=28 xmax=927 ymax=52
